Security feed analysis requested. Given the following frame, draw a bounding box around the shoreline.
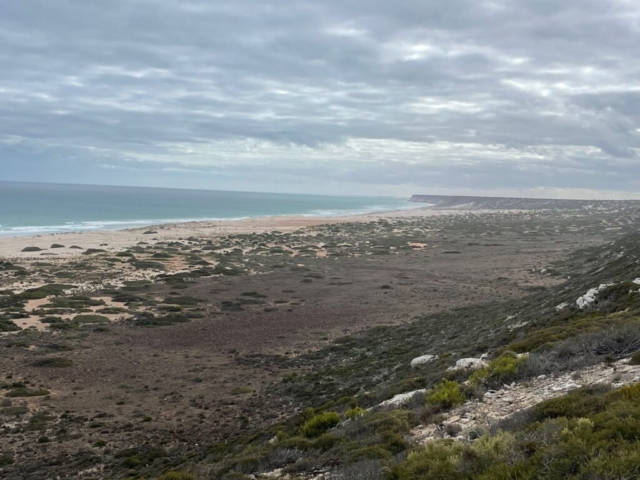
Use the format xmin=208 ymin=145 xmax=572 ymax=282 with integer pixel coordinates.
xmin=0 ymin=203 xmax=425 ymax=240
xmin=0 ymin=205 xmax=464 ymax=259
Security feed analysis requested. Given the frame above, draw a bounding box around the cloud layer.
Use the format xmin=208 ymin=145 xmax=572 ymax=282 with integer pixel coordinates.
xmin=2 ymin=0 xmax=640 ymax=197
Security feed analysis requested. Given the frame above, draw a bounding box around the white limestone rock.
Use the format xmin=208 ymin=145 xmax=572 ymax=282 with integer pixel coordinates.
xmin=410 ymin=354 xmax=436 ymax=368
xmin=378 ymin=389 xmax=426 ymax=408
xmin=447 ymin=357 xmax=488 ymax=371
xmin=576 ymin=284 xmax=614 ymax=309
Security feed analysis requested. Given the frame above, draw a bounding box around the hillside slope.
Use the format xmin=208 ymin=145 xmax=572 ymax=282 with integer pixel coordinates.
xmin=192 ymin=230 xmax=640 ymax=479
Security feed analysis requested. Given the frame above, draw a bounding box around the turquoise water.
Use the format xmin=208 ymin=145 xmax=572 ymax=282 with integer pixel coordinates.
xmin=0 ymin=182 xmax=414 ymax=237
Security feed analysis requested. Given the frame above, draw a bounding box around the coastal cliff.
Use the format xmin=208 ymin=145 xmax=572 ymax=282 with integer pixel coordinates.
xmin=409 ymin=194 xmax=640 ymax=210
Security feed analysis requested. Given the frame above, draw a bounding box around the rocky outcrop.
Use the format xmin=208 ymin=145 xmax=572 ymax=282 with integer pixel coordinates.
xmin=410 ymin=359 xmax=640 ymax=445
xmin=576 ymin=283 xmax=614 ymax=309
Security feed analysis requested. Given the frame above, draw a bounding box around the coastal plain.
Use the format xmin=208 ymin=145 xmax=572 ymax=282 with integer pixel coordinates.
xmin=2 ymin=200 xmax=640 ymax=479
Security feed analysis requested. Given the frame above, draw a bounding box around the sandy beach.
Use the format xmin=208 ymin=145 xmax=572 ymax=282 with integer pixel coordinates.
xmin=0 ymin=206 xmax=464 ymax=259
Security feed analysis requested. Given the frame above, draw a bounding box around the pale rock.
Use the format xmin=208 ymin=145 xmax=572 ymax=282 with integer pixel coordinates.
xmin=576 ymin=283 xmax=614 ymax=309
xmin=410 ymin=354 xmax=436 ymax=368
xmin=448 ymin=357 xmax=488 ymax=371
xmin=378 ymin=389 xmax=426 ymax=408
xmin=551 ymin=382 xmax=580 ymax=392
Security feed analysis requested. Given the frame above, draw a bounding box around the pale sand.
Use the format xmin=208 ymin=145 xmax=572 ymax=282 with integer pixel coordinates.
xmin=0 ymin=206 xmax=475 ymax=259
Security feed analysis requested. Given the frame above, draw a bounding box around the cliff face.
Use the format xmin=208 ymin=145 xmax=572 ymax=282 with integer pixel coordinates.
xmin=409 ymin=194 xmax=640 ymax=210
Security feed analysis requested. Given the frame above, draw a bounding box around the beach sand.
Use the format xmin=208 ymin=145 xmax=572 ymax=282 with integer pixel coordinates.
xmin=0 ymin=206 xmax=468 ymax=259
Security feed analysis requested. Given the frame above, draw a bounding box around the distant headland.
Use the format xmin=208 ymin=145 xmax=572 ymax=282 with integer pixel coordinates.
xmin=410 ymin=194 xmax=640 ymax=210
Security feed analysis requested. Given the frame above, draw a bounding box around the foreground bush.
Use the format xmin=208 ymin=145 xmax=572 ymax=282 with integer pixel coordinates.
xmin=392 ymin=382 xmax=640 ymax=480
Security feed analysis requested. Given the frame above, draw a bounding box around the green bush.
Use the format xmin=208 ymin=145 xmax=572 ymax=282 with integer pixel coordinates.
xmin=392 ymin=441 xmax=465 ymax=479
xmin=314 ymin=433 xmax=341 ymax=451
xmin=607 ymin=382 xmax=640 ymax=402
xmin=629 ymin=351 xmax=640 ymax=365
xmin=73 ymin=314 xmax=109 ymax=324
xmin=345 ymin=407 xmax=366 ymax=419
xmin=278 ymin=436 xmax=314 ymax=451
xmin=131 ymin=260 xmax=165 ymax=271
xmin=19 ymin=284 xmax=72 ymax=300
xmin=469 ymin=352 xmax=526 ymax=387
xmin=301 ymin=411 xmax=340 ymax=438
xmin=349 ymin=445 xmax=392 ymax=462
xmin=230 ymin=386 xmax=253 ymax=395
xmin=534 ymin=386 xmax=608 ymax=421
xmin=426 ymin=380 xmax=465 ymax=409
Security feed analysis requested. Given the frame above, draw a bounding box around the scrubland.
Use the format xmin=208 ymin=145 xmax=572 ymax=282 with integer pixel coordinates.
xmin=1 ymin=204 xmax=640 ymax=478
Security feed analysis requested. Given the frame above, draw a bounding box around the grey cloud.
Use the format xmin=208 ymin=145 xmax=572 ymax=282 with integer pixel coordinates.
xmin=1 ymin=0 xmax=640 ymax=196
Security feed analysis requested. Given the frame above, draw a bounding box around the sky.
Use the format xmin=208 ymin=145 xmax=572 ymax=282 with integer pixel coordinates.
xmin=2 ymin=0 xmax=640 ymax=199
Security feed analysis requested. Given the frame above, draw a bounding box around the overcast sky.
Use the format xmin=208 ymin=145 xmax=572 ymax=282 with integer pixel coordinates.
xmin=2 ymin=0 xmax=640 ymax=198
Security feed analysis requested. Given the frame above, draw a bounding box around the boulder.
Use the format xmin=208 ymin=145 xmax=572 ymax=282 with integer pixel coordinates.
xmin=410 ymin=354 xmax=436 ymax=368
xmin=378 ymin=389 xmax=426 ymax=408
xmin=448 ymin=357 xmax=488 ymax=371
xmin=576 ymin=284 xmax=614 ymax=309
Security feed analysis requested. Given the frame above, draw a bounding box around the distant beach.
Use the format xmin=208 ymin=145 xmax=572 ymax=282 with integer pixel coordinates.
xmin=0 ymin=203 xmax=463 ymax=259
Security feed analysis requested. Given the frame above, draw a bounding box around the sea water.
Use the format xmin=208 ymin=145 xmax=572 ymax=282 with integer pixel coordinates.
xmin=0 ymin=182 xmax=415 ymax=237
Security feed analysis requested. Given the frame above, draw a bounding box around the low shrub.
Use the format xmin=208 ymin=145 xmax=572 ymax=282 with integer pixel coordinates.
xmin=32 ymin=357 xmax=73 ymax=368
xmin=607 ymin=382 xmax=640 ymax=402
xmin=82 ymin=248 xmax=107 ymax=255
xmin=278 ymin=436 xmax=314 ymax=451
xmin=5 ymin=388 xmax=50 ymax=398
xmin=349 ymin=446 xmax=392 ymax=462
xmin=534 ymin=385 xmax=609 ymax=421
xmin=469 ymin=352 xmax=527 ymax=388
xmin=162 ymin=296 xmax=201 ymax=305
xmin=73 ymin=314 xmax=109 ymax=324
xmin=345 ymin=407 xmax=367 ymax=420
xmin=426 ymin=380 xmax=465 ymax=409
xmin=131 ymin=260 xmax=165 ymax=270
xmin=301 ymin=411 xmax=341 ymax=438
xmin=393 ymin=382 xmax=640 ymax=479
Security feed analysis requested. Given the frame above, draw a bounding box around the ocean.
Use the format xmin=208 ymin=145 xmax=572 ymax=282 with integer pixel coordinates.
xmin=0 ymin=182 xmax=415 ymax=237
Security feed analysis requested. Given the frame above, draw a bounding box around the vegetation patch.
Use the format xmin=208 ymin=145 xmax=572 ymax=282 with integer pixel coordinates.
xmin=31 ymin=357 xmax=73 ymax=368
xmin=301 ymin=411 xmax=340 ymax=438
xmin=426 ymin=380 xmax=466 ymax=409
xmin=5 ymin=388 xmax=50 ymax=398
